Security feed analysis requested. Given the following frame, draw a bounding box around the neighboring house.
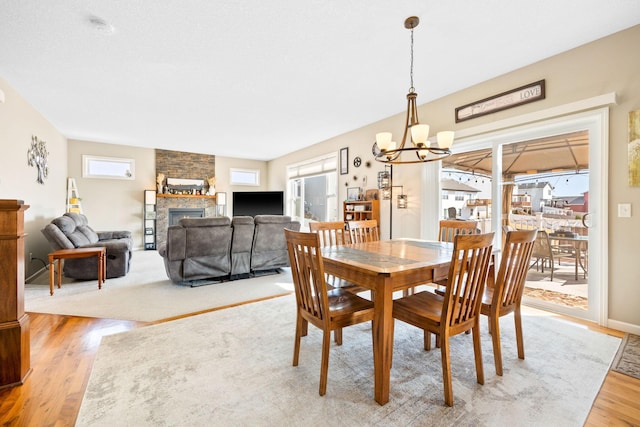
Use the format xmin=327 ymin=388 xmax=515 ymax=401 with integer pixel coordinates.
xmin=515 ymin=182 xmax=553 ymax=212
xmin=551 ymin=191 xmax=589 ymax=214
xmin=441 ymin=178 xmax=481 ymax=219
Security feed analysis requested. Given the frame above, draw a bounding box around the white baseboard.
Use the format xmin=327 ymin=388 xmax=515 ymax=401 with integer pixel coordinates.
xmin=607 ymin=319 xmax=640 ymax=335
xmin=26 ymin=265 xmax=49 ymax=283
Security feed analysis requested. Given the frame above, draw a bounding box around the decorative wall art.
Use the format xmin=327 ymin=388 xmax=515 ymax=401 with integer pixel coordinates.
xmin=347 ymin=187 xmax=360 ymax=201
xmin=455 ymin=80 xmax=546 ymax=123
xmin=629 ymin=110 xmax=640 ymax=186
xmin=27 ymin=135 xmax=49 ymax=184
xmin=340 ymin=147 xmax=349 ymax=175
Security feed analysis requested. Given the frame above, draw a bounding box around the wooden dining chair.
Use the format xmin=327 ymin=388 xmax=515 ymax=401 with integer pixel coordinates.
xmin=347 ymin=219 xmax=379 ymax=243
xmin=284 ymin=229 xmax=375 ymax=396
xmin=309 ymin=220 xmax=351 ymax=246
xmin=431 ymin=219 xmax=480 ymax=289
xmin=438 ymin=219 xmax=479 ymax=242
xmin=309 ymin=220 xmax=365 ymax=343
xmin=392 ymin=232 xmax=495 ymax=407
xmin=481 ymin=229 xmax=537 ymax=376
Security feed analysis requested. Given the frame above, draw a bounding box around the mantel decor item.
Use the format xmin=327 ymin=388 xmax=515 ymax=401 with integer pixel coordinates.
xmin=27 ymin=135 xmax=49 ymax=184
xmin=372 ymin=16 xmax=454 ymax=165
xmin=156 ymin=173 xmax=165 ymax=193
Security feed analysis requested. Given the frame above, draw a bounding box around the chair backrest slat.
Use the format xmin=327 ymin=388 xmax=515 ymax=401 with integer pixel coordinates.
xmin=285 ymin=229 xmax=330 ymax=324
xmin=438 ymin=219 xmax=479 ymax=243
xmin=494 ymin=229 xmax=537 ymax=310
xmin=443 ymin=233 xmax=494 ymax=329
xmin=347 ymin=220 xmax=379 ymax=243
xmin=309 ymin=221 xmax=350 ymax=246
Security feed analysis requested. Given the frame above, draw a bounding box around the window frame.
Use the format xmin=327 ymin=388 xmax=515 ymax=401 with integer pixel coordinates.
xmin=230 ymin=168 xmax=260 ymax=186
xmin=82 ymin=155 xmax=135 ymax=180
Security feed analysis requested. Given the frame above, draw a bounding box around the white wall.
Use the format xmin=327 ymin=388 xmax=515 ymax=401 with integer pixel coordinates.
xmin=0 ymin=77 xmax=68 ymax=275
xmin=214 ymin=156 xmax=269 ymax=217
xmin=67 ymin=139 xmax=156 ymax=250
xmin=269 ymin=25 xmax=640 ymax=330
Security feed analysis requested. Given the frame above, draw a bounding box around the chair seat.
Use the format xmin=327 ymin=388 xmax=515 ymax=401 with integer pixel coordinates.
xmin=327 ymin=288 xmax=374 ymax=323
xmin=393 ymin=290 xmax=444 ymax=325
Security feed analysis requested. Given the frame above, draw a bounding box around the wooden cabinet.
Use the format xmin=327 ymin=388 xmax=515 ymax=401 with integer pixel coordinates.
xmin=343 ymin=199 xmax=380 ymax=225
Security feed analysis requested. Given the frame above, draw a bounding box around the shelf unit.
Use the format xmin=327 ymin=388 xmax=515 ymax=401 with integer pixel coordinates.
xmin=343 ymin=199 xmax=380 ymax=227
xmin=66 ymin=178 xmax=83 ymax=214
xmin=144 ymin=190 xmax=157 ymax=250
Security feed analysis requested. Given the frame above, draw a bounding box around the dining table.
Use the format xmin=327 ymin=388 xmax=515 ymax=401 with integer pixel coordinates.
xmin=321 ymin=238 xmax=455 ymax=405
xmin=549 ymin=234 xmax=588 ymax=280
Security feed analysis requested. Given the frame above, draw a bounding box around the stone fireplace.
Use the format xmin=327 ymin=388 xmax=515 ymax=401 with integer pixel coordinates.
xmin=154 ymin=149 xmax=217 ymax=249
xmin=168 ymin=208 xmax=205 ymax=225
xmin=156 ymin=196 xmax=216 ymax=249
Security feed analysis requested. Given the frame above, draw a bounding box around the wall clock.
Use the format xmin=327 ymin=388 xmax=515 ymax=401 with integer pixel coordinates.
xmin=353 ymin=156 xmax=362 ymax=168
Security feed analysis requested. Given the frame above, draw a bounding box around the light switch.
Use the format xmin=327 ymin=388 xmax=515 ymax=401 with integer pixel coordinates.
xmin=618 ymin=203 xmax=632 ymax=218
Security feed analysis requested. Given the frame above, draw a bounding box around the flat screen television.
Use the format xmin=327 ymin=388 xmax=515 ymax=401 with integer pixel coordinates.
xmin=232 ymin=191 xmax=284 ymax=217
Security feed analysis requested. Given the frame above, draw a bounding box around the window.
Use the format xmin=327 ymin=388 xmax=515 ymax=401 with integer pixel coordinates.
xmin=230 ymin=168 xmax=260 ymax=186
xmin=287 ymin=153 xmax=338 ymax=226
xmin=82 ymin=155 xmax=135 ymax=180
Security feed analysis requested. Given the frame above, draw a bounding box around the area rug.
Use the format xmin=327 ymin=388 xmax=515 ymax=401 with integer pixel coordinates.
xmin=611 ymin=333 xmax=640 ymax=380
xmin=24 ymin=250 xmax=292 ymax=322
xmin=76 ymin=294 xmax=620 ymax=426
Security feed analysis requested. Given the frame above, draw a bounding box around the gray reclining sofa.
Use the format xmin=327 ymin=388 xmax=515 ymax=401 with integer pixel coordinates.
xmin=159 ymin=215 xmax=300 ymax=285
xmin=41 ymin=212 xmax=133 ymax=279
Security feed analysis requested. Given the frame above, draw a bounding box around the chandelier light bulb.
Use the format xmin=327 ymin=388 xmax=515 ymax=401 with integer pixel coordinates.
xmin=437 ymin=131 xmax=455 ymax=149
xmin=376 ymin=132 xmax=393 ymax=151
xmin=410 ymin=124 xmax=430 ymax=145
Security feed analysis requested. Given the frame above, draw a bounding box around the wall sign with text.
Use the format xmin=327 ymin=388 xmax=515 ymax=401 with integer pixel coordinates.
xmin=455 ymin=80 xmax=546 ymax=123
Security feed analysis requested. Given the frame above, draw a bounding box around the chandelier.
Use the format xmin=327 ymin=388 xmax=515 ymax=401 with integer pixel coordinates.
xmin=372 ymin=16 xmax=454 ymax=164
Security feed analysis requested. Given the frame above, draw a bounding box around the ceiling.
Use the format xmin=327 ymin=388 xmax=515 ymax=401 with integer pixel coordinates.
xmin=1 ymin=1 xmax=639 ymax=161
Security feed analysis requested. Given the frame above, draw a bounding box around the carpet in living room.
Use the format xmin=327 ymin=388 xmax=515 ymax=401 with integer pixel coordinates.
xmin=25 ymin=250 xmax=293 ymax=322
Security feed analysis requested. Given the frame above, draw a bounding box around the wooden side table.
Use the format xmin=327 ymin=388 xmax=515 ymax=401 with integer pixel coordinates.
xmin=48 ymin=247 xmax=106 ymax=296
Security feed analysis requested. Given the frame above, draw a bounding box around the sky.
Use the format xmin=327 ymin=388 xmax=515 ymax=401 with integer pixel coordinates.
xmin=517 ymin=172 xmax=589 ymax=197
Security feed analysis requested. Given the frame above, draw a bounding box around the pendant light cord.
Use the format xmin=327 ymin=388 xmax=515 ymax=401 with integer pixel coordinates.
xmin=409 ymin=26 xmax=414 ymax=92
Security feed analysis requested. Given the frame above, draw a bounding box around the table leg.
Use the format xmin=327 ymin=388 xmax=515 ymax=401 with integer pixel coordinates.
xmin=98 ymin=251 xmax=104 ymax=289
xmin=575 ymin=243 xmax=579 ymax=280
xmin=373 ymin=276 xmax=394 ymax=405
xmin=49 ymin=255 xmax=54 ymax=296
xmin=57 ymin=259 xmax=62 ymax=289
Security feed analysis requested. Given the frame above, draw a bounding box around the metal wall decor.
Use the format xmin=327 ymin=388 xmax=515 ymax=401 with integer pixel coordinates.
xmin=27 ymin=135 xmax=49 ymax=184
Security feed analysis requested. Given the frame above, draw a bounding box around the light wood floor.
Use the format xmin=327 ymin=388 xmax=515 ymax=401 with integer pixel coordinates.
xmin=0 ymin=310 xmax=638 ymax=426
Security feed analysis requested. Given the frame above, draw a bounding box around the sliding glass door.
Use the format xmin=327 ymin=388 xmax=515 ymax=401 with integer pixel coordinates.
xmin=434 ymin=107 xmax=608 ymax=323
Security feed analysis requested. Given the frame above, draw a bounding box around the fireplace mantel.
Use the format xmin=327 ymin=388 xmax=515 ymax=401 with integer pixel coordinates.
xmin=157 ymin=194 xmax=216 ymax=199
